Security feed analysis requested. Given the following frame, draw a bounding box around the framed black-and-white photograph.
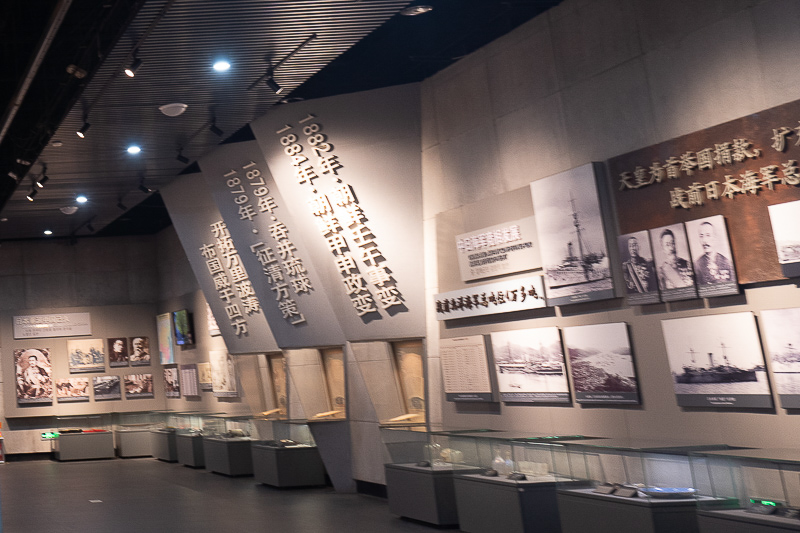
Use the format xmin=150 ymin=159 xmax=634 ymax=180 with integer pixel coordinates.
xmin=93 ymin=376 xmax=121 ymax=401
xmin=768 ymin=200 xmax=800 ymax=277
xmin=562 ymin=323 xmax=640 ymax=404
xmin=164 ymin=367 xmax=180 ymax=398
xmin=618 ymin=231 xmax=659 ymax=305
xmin=530 ymin=164 xmax=614 ymax=306
xmin=15 ymin=348 xmax=52 ymax=404
xmin=686 ymin=215 xmax=738 ymax=298
xmin=661 ymin=313 xmax=772 ymax=408
xmin=210 ymin=350 xmax=238 ymax=398
xmin=56 ymin=377 xmax=90 ymax=402
xmin=68 ymin=338 xmax=105 ymax=373
xmin=124 ymin=374 xmax=154 ymax=399
xmin=649 ymin=223 xmax=697 ymax=302
xmin=760 ymin=308 xmax=800 ymax=409
xmin=107 ymin=337 xmax=129 ymax=367
xmin=129 ymin=336 xmax=151 ymax=366
xmin=197 ymin=362 xmax=213 ymax=391
xmin=490 ymin=327 xmax=570 ymax=403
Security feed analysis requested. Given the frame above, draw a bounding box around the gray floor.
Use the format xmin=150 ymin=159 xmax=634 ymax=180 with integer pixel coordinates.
xmin=0 ymin=458 xmax=456 ymax=533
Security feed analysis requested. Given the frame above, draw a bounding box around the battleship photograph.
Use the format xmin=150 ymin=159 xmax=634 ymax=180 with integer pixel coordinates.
xmin=768 ymin=200 xmax=800 ymax=264
xmin=531 ymin=164 xmax=614 ymax=306
xmin=760 ymin=307 xmax=800 ymax=408
xmin=490 ymin=326 xmax=570 ymax=403
xmin=93 ymin=376 xmax=121 ymax=401
xmin=661 ymin=313 xmax=772 ymax=408
xmin=562 ymin=322 xmax=640 ymax=404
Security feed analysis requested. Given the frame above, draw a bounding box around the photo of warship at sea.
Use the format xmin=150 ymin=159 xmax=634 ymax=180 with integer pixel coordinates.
xmin=761 ymin=308 xmax=800 ymax=407
xmin=662 ymin=313 xmax=772 ymax=407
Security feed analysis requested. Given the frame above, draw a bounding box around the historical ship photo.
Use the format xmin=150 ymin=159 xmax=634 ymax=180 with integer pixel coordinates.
xmin=674 ymin=345 xmax=757 ymax=384
xmin=547 ymin=194 xmax=609 ymax=289
xmin=761 ymin=308 xmax=800 ymax=407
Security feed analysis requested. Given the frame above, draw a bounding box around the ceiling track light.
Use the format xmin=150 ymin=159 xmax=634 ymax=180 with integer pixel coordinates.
xmin=86 ymin=222 xmax=95 ymax=233
xmin=77 ymin=121 xmax=90 ymax=138
xmin=176 ymin=149 xmax=190 ymax=164
xmin=265 ymin=74 xmax=283 ymax=95
xmin=209 ymin=122 xmax=224 ymax=137
xmin=26 ymin=189 xmax=37 ymax=201
xmin=124 ymin=56 xmax=143 ymax=78
xmin=138 ymin=178 xmax=154 ymax=194
xmin=247 ymin=33 xmax=316 ymax=92
xmin=36 ymin=168 xmax=49 ymax=188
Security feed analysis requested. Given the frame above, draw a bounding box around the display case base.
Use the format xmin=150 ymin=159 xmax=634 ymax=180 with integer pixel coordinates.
xmin=176 ymin=433 xmax=205 ymax=467
xmin=252 ymin=443 xmax=326 ymax=487
xmin=558 ymin=487 xmax=701 ymax=533
xmin=54 ymin=431 xmax=115 ymax=461
xmin=115 ymin=429 xmax=152 ymax=458
xmin=385 ymin=463 xmax=481 ymax=526
xmin=203 ymin=437 xmax=253 ymax=476
xmin=698 ymin=509 xmax=800 ymax=532
xmin=150 ymin=428 xmax=177 ymax=462
xmin=455 ymin=473 xmax=569 ymax=533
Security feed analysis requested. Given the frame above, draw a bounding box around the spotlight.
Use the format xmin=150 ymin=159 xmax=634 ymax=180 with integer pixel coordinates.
xmin=213 ymin=60 xmax=231 ymax=72
xmin=176 ymin=150 xmax=189 ymax=164
xmin=26 ymin=189 xmax=37 ymax=201
xmin=43 ymin=230 xmax=53 ymax=236
xmin=16 ymin=158 xmax=32 ymax=166
xmin=265 ymin=76 xmax=283 ymax=95
xmin=209 ymin=122 xmax=224 ymax=137
xmin=117 ymin=200 xmax=127 ymax=211
xmin=77 ymin=122 xmax=90 ymax=138
xmin=36 ymin=175 xmax=49 ymax=188
xmin=8 ymin=171 xmax=18 ymax=180
xmin=127 ymin=145 xmax=141 ymax=154
xmin=76 ymin=195 xmax=88 ymax=204
xmin=124 ymin=56 xmax=143 ymax=78
xmin=138 ymin=181 xmax=153 ymax=194
xmin=400 ymin=5 xmax=433 ymax=15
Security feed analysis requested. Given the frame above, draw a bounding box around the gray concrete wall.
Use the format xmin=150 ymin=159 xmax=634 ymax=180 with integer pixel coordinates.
xmin=423 ymin=0 xmax=800 ymax=448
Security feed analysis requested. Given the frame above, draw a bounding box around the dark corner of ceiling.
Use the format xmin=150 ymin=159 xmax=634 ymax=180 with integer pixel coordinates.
xmin=95 ymin=192 xmax=172 ymax=238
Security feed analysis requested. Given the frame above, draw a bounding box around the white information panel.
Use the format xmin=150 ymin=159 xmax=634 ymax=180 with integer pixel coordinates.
xmin=440 ymin=336 xmax=494 ymax=402
xmin=14 ymin=313 xmax=91 ymax=339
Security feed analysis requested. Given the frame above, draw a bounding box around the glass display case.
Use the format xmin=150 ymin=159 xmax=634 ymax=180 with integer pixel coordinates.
xmin=113 ymin=411 xmax=163 ymax=458
xmin=252 ymin=419 xmax=326 ymax=487
xmin=53 ymin=414 xmax=114 ymax=461
xmin=202 ymin=415 xmax=257 ymax=476
xmin=690 ymin=448 xmax=800 ymax=532
xmin=555 ymin=439 xmax=734 ymax=533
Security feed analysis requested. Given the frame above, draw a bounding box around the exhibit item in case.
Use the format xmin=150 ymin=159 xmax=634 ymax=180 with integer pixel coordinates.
xmin=322 ymin=347 xmax=346 ymax=414
xmin=530 ymin=163 xmax=614 ymax=306
xmin=685 ymin=215 xmax=738 ymax=298
xmin=156 ymin=313 xmax=174 ymax=364
xmin=93 ymin=376 xmax=121 ymax=400
xmin=618 ymin=230 xmax=660 ymax=305
xmin=759 ymin=307 xmax=800 ymax=409
xmin=129 ymin=336 xmax=151 ymax=366
xmin=439 ymin=336 xmax=494 ymax=402
xmin=562 ymin=322 xmax=640 ymax=404
xmin=15 ymin=348 xmax=53 ymax=404
xmin=490 ymin=327 xmax=570 ymax=403
xmin=56 ymin=377 xmax=90 ymax=402
xmin=210 ymin=350 xmax=238 ymax=398
xmin=123 ymin=374 xmax=153 ymax=399
xmin=197 ymin=362 xmax=213 ymax=391
xmin=67 ymin=338 xmax=105 ymax=373
xmin=661 ymin=312 xmax=772 ymax=408
xmin=206 ymin=303 xmax=220 ymax=336
xmin=267 ymin=353 xmax=287 ymax=415
xmin=163 ymin=367 xmax=180 ymax=398
xmin=394 ymin=340 xmax=426 ymax=418
xmin=107 ymin=337 xmax=129 ymax=367
xmin=649 ymin=223 xmax=697 ymax=302
xmin=768 ymin=199 xmax=800 ymax=277
xmin=172 ymin=309 xmax=194 ymax=345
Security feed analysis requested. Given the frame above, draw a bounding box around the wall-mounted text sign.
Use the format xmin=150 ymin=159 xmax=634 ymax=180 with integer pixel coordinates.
xmin=456 ymin=216 xmax=541 ymax=282
xmin=14 ymin=313 xmax=91 ymax=339
xmin=434 ymin=275 xmax=546 ymax=320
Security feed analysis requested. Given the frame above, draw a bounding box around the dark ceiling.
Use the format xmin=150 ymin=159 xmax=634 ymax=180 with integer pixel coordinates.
xmin=0 ymin=0 xmax=561 ymax=242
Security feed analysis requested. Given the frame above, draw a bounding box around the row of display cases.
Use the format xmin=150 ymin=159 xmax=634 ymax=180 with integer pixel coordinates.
xmin=382 ymin=426 xmax=800 ymax=533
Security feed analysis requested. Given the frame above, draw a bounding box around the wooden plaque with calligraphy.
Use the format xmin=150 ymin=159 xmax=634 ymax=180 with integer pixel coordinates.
xmin=608 ymin=98 xmax=800 ymax=284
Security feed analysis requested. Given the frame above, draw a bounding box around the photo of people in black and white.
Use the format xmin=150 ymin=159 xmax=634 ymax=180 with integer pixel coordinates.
xmin=164 ymin=367 xmax=180 ymax=398
xmin=686 ymin=215 xmax=738 ymax=298
xmin=67 ymin=338 xmax=106 ymax=373
xmin=15 ymin=348 xmax=52 ymax=404
xmin=128 ymin=336 xmax=151 ymax=367
xmin=618 ymin=231 xmax=659 ymax=305
xmin=56 ymin=378 xmax=90 ymax=402
xmin=107 ymin=337 xmax=129 ymax=367
xmin=93 ymin=376 xmax=121 ymax=400
xmin=124 ymin=374 xmax=154 ymax=399
xmin=649 ymin=223 xmax=697 ymax=302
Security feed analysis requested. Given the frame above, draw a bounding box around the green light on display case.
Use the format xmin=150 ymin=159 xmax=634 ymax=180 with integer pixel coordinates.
xmin=41 ymin=431 xmax=59 ymax=440
xmin=750 ymin=499 xmax=778 ymax=506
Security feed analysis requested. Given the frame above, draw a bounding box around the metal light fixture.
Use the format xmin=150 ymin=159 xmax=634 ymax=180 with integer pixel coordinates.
xmin=77 ymin=122 xmax=91 ymax=138
xmin=176 ymin=149 xmax=190 ymax=164
xmin=400 ymin=5 xmax=433 ymax=16
xmin=124 ymin=56 xmax=143 ymax=78
xmin=248 ymin=33 xmax=316 ymax=92
xmin=86 ymin=222 xmax=95 ymax=233
xmin=117 ymin=199 xmax=127 ymax=211
xmin=265 ymin=74 xmax=283 ymax=95
xmin=209 ymin=121 xmax=224 ymax=137
xmin=138 ymin=178 xmax=153 ymax=194
xmin=26 ymin=189 xmax=37 ymax=201
xmin=36 ymin=168 xmax=49 ymax=188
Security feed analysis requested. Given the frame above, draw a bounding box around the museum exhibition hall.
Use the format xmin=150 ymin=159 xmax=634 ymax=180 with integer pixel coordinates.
xmin=2 ymin=0 xmax=800 ymax=531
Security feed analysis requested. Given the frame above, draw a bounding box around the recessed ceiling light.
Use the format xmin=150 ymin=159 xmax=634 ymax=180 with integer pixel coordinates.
xmin=127 ymin=145 xmax=141 ymax=154
xmin=43 ymin=230 xmax=53 ymax=236
xmin=213 ymin=60 xmax=231 ymax=72
xmin=400 ymin=5 xmax=433 ymax=16
xmin=76 ymin=195 xmax=88 ymax=203
xmin=51 ymin=140 xmax=63 ymax=147
xmin=158 ymin=103 xmax=188 ymax=117
xmin=0 ymin=217 xmax=7 ymax=222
